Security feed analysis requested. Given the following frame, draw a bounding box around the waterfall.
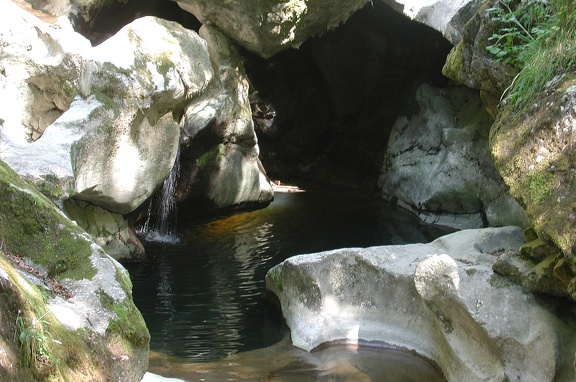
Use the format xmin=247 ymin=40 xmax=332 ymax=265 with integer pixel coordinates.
xmin=139 ymin=148 xmax=180 ymax=243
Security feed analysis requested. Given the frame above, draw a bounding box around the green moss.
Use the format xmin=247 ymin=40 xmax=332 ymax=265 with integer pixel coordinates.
xmin=99 ymin=267 xmax=149 ymax=350
xmin=101 ymin=290 xmax=150 ymax=350
xmin=0 ymin=254 xmax=102 ymax=380
xmin=442 ymin=42 xmax=466 ymax=83
xmin=0 ymin=161 xmax=96 ymax=281
xmin=489 ymin=273 xmax=515 ymax=288
xmin=528 ymin=170 xmax=553 ymax=206
xmin=91 ymin=91 xmax=117 ymax=112
xmin=195 ymin=145 xmax=222 ymax=169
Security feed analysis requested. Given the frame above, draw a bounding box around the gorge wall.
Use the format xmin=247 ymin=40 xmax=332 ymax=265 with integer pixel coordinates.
xmin=3 ymin=0 xmax=576 ymax=380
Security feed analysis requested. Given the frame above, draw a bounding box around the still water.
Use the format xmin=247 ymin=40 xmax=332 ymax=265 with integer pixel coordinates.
xmin=127 ymin=182 xmax=452 ymax=380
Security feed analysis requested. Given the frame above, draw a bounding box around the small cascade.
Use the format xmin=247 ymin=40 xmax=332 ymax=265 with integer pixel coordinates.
xmin=139 ymin=148 xmax=181 ymax=243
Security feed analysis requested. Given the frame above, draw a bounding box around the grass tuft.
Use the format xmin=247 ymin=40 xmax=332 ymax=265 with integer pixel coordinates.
xmin=492 ymin=0 xmax=576 ymax=116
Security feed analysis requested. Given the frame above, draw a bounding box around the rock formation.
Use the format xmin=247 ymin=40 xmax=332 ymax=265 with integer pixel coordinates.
xmin=0 ymin=159 xmax=149 ymax=381
xmin=442 ymin=1 xmax=576 ymax=300
xmin=491 ymin=74 xmax=576 ymax=299
xmin=267 ymin=226 xmax=576 ymax=382
xmin=381 ymin=0 xmax=485 ymax=45
xmin=176 ymin=0 xmax=371 ymax=58
xmin=0 ymin=1 xmax=273 ymax=259
xmin=175 ymin=24 xmax=274 ymax=216
xmin=379 ymin=83 xmax=528 ymax=229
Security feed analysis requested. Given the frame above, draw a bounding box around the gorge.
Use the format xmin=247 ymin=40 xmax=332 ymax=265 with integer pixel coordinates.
xmin=1 ymin=0 xmax=576 ymax=381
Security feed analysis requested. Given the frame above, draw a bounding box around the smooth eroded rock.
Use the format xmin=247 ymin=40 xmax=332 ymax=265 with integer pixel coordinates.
xmin=267 ymin=226 xmax=576 ymax=382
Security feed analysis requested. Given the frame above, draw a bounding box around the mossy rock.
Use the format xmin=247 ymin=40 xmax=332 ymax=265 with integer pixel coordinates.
xmin=491 ymin=73 xmax=576 ymax=299
xmin=0 ymin=160 xmax=95 ymax=281
xmin=442 ymin=0 xmax=518 ymax=98
xmin=0 ymin=160 xmax=149 ymax=380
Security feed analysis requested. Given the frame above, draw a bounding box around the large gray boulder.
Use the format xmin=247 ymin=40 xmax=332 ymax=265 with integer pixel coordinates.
xmin=266 ymin=226 xmax=576 ymax=382
xmin=176 ymin=0 xmax=370 ymax=58
xmin=378 ymin=83 xmax=528 ymax=229
xmin=0 ymin=7 xmax=204 ymax=213
xmin=1 ymin=3 xmax=273 ymax=256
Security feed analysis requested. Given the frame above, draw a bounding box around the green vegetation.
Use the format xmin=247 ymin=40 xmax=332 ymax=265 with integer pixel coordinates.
xmin=99 ymin=281 xmax=150 ymax=350
xmin=1 ymin=253 xmax=110 ymax=380
xmin=487 ymin=0 xmax=576 ymax=115
xmin=486 ymin=0 xmax=553 ymax=67
xmin=16 ymin=310 xmax=53 ymax=370
xmin=528 ymin=169 xmax=554 ymax=205
xmin=0 ymin=160 xmax=96 ymax=281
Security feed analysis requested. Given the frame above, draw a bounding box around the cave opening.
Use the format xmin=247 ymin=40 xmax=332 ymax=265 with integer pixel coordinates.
xmin=242 ymin=1 xmax=453 ymax=191
xmin=82 ymin=0 xmax=453 ymax=193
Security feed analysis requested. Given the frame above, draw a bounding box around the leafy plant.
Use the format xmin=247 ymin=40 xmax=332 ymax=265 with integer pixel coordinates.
xmin=488 ymin=0 xmax=576 ymax=115
xmin=486 ymin=0 xmax=553 ymax=67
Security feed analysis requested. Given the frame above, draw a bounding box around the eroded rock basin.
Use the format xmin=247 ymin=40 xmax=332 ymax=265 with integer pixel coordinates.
xmin=267 ymin=227 xmax=576 ymax=382
xmin=144 ymin=335 xmax=444 ymax=381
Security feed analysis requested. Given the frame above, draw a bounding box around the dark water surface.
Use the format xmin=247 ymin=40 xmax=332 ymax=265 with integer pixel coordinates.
xmin=127 ymin=182 xmax=452 ymax=379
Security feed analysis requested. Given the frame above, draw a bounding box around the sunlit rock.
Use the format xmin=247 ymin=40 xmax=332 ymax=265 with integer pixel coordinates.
xmin=381 ymin=0 xmax=484 ymax=44
xmin=267 ymin=226 xmax=576 ymax=382
xmin=176 ymin=0 xmax=370 ymax=58
xmin=379 ymin=83 xmax=528 ymax=229
xmin=491 ymin=73 xmax=576 ymax=300
xmin=0 ymin=6 xmax=210 ymax=214
xmin=176 ymin=25 xmax=274 ymax=213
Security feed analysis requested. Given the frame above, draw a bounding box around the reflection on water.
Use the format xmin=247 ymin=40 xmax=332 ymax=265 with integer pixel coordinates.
xmin=127 ymin=183 xmax=453 ymax=376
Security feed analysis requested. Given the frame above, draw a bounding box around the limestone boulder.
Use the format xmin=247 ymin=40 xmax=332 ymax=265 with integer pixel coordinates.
xmin=442 ymin=0 xmax=518 ymax=102
xmin=176 ymin=0 xmax=370 ymax=58
xmin=378 ymin=83 xmax=528 ymax=229
xmin=63 ymin=199 xmax=145 ymax=262
xmin=176 ymin=24 xmax=274 ymax=214
xmin=0 ymin=4 xmax=210 ymax=213
xmin=266 ymin=226 xmax=576 ymax=382
xmin=381 ymin=0 xmax=484 ymax=44
xmin=0 ymin=159 xmax=149 ymax=381
xmin=491 ymin=73 xmax=576 ymax=299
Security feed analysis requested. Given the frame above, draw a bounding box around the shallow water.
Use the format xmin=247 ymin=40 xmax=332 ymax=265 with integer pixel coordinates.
xmin=147 ymin=335 xmax=445 ymax=381
xmin=127 ymin=181 xmax=452 ymax=380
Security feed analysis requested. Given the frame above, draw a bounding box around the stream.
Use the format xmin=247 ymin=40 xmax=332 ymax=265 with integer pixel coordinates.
xmin=127 ymin=180 xmax=453 ymax=380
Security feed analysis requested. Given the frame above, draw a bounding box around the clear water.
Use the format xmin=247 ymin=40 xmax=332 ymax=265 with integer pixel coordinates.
xmin=126 ymin=182 xmax=453 ymax=378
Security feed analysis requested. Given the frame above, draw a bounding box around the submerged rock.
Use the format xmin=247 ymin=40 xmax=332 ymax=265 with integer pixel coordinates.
xmin=266 ymin=226 xmax=576 ymax=382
